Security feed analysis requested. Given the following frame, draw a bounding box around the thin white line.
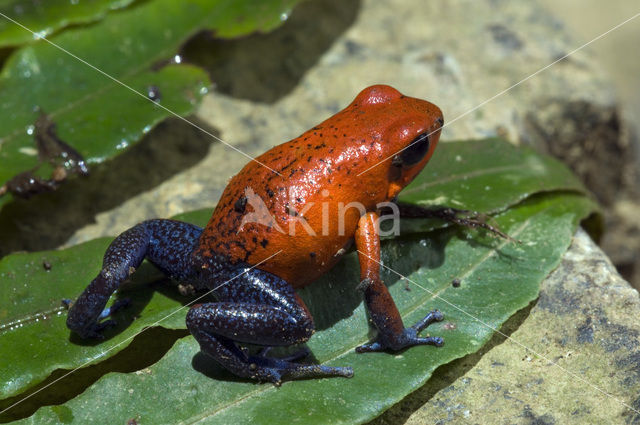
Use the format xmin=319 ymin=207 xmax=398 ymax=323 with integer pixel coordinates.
xmin=356 ymin=248 xmax=640 ymax=416
xmin=0 ymin=12 xmax=282 ymax=177
xmin=357 ymin=11 xmax=640 ymax=177
xmin=0 ymin=250 xmax=282 ymax=416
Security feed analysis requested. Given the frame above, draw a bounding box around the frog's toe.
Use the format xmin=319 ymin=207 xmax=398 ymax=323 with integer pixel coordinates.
xmin=97 ymin=298 xmax=130 ymax=320
xmin=422 ymin=336 xmax=444 ymax=347
xmin=410 ymin=309 xmax=444 ymax=333
xmin=277 ymin=363 xmax=354 ymax=382
xmin=355 ymin=341 xmax=385 ymax=353
xmin=66 ymin=296 xmax=130 ymax=339
xmin=356 ymin=333 xmax=443 ymax=353
xmin=356 ymin=310 xmax=444 ymax=353
xmin=247 ymin=354 xmax=353 ymax=383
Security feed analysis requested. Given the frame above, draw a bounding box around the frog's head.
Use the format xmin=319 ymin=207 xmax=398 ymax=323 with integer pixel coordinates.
xmin=350 ymin=85 xmax=444 ymax=199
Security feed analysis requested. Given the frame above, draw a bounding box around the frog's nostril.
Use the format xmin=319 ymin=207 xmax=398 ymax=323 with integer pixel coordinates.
xmin=436 ymin=117 xmax=444 ymax=127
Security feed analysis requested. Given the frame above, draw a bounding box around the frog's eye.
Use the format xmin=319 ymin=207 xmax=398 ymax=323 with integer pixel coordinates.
xmin=399 ymin=132 xmax=430 ymax=166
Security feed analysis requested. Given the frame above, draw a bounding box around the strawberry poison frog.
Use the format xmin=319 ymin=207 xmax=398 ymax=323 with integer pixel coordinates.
xmin=67 ymin=85 xmax=450 ymax=384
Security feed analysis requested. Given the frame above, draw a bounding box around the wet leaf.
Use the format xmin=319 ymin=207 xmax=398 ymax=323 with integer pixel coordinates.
xmin=0 ymin=139 xmax=599 ymax=423
xmin=0 ymin=237 xmax=188 ymax=400
xmin=12 ymin=193 xmax=597 ymax=424
xmin=0 ymin=0 xmax=299 ymax=209
xmin=0 ymin=0 xmax=134 ymax=48
xmin=401 ymin=138 xmax=587 ymax=212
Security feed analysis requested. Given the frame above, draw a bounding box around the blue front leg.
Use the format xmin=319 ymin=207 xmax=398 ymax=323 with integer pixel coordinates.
xmin=66 ymin=219 xmax=202 ymax=338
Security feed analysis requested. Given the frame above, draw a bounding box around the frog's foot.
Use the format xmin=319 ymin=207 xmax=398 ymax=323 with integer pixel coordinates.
xmin=67 ymin=219 xmax=202 ymax=340
xmin=191 ymin=329 xmax=353 ymax=385
xmin=355 ymin=310 xmax=444 ymax=353
xmin=250 ymin=346 xmax=352 ymax=384
xmin=68 ymin=318 xmax=118 ymax=340
xmin=246 ymin=353 xmax=354 ymax=385
xmin=98 ymin=298 xmax=130 ymax=320
xmin=66 ymin=297 xmax=130 ymax=339
xmin=396 ymin=203 xmax=515 ymax=242
xmin=440 ymin=209 xmax=514 ymax=241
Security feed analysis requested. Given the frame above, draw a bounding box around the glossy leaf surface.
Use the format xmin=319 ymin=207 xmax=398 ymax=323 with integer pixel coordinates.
xmin=0 ymin=139 xmax=598 ymax=423
xmin=0 ymin=0 xmax=298 ymax=209
xmin=0 ymin=0 xmax=135 ymax=48
xmin=13 ymin=193 xmax=596 ymax=424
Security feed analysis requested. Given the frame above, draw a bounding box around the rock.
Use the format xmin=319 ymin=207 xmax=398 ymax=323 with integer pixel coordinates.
xmin=66 ymin=0 xmax=621 ymax=244
xmin=373 ymin=229 xmax=640 ymax=424
xmin=602 ymin=199 xmax=640 ymax=290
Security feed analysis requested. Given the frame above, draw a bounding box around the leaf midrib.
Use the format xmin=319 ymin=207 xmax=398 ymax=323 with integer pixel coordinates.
xmin=0 ymin=305 xmax=67 ymax=332
xmin=402 ymin=164 xmax=524 ymax=195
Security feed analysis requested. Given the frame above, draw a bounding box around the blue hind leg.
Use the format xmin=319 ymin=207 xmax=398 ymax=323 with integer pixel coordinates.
xmin=66 ymin=219 xmax=202 ymax=338
xmin=186 ymin=266 xmax=354 ymax=384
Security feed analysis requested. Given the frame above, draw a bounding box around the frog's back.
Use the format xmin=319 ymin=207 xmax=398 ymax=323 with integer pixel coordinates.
xmin=196 ymin=123 xmax=387 ymax=287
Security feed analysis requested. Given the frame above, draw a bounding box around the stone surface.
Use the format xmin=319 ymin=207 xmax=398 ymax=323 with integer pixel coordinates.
xmin=64 ymin=0 xmax=620 ymax=245
xmin=372 ymin=229 xmax=640 ymax=424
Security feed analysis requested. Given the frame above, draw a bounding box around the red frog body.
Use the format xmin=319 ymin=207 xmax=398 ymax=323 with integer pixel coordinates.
xmin=200 ymin=86 xmax=442 ymax=286
xmin=67 ymin=85 xmax=446 ymax=383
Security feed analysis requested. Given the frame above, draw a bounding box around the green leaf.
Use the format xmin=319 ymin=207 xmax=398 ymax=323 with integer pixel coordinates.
xmin=0 ymin=0 xmax=300 ymax=210
xmin=0 ymin=138 xmax=594 ymax=402
xmin=0 ymin=0 xmax=135 ymax=48
xmin=13 ymin=192 xmax=597 ymax=424
xmin=0 ymin=238 xmax=189 ymax=400
xmin=401 ymin=138 xmax=587 ymax=212
xmin=1 ymin=140 xmax=600 ymax=425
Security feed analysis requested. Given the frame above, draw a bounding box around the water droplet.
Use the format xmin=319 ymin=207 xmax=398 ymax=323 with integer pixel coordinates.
xmin=484 ymin=186 xmax=491 ymax=191
xmin=199 ymin=86 xmax=209 ymax=95
xmin=33 ymin=30 xmax=46 ymax=40
xmin=19 ymin=147 xmax=38 ymax=156
xmin=173 ymin=54 xmax=182 ymax=64
xmin=142 ymin=125 xmax=152 ymax=134
xmin=116 ymin=140 xmax=128 ymax=150
xmin=26 ymin=125 xmax=35 ymax=135
xmin=280 ymin=12 xmax=289 ymax=21
xmin=146 ymin=85 xmax=160 ymax=101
